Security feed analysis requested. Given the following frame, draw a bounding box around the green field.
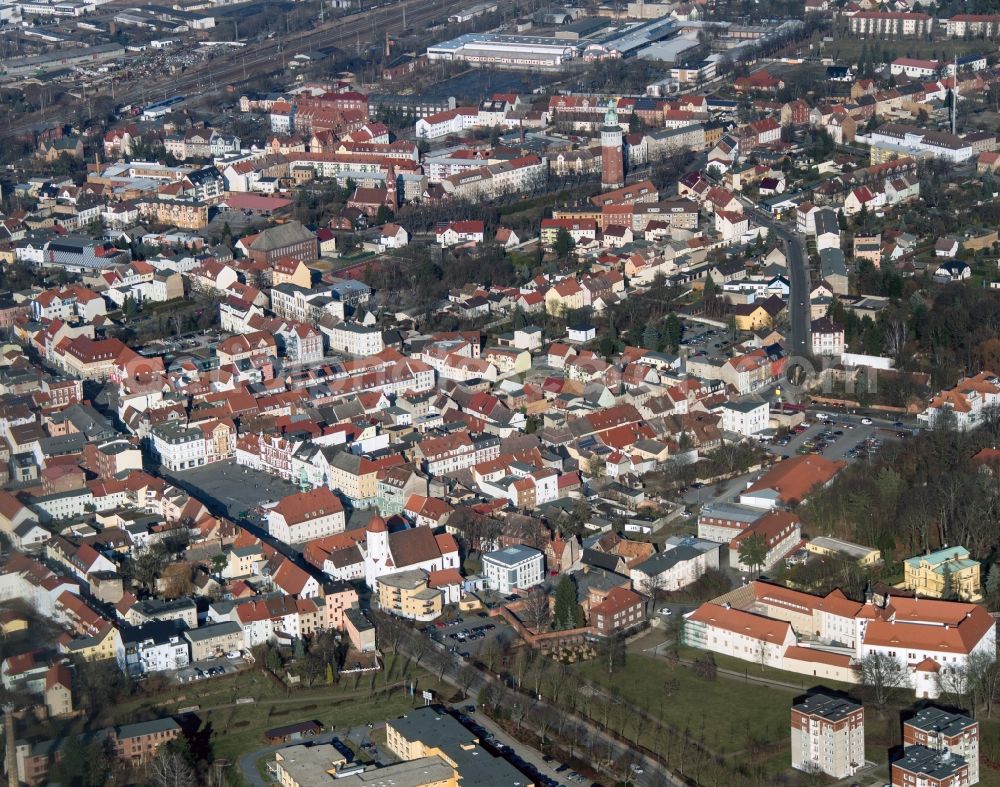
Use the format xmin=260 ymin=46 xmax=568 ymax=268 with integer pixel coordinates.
xmin=575 ymin=651 xmax=1000 ymax=786
xmin=814 ymin=31 xmax=990 ymax=64
xmin=87 ymin=661 xmax=451 ymax=786
xmin=575 ymin=654 xmax=789 ymax=753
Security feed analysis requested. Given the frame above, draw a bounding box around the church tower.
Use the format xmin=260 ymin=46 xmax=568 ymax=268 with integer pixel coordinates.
xmin=366 ymin=512 xmax=388 ymax=563
xmin=384 ymin=164 xmax=397 ymax=212
xmin=600 ymin=100 xmax=625 ymax=190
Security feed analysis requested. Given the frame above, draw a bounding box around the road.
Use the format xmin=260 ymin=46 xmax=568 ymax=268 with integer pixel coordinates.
xmin=742 ymin=198 xmax=812 ymax=364
xmin=401 ymin=639 xmax=685 ymax=787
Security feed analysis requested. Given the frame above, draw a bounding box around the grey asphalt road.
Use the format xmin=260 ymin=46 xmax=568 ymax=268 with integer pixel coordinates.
xmin=743 ymin=200 xmax=811 ymax=362
xmin=782 ymin=230 xmax=812 ymax=360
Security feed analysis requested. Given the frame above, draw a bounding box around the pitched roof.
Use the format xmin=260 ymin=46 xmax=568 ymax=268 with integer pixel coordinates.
xmin=271 ymin=487 xmax=344 ymax=526
xmin=743 ymin=455 xmax=845 ymax=505
xmin=687 ymin=603 xmax=792 ymax=643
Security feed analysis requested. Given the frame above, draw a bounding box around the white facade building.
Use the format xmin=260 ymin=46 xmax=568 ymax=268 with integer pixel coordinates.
xmin=267 ymin=487 xmax=346 ymax=544
xmin=324 ymin=322 xmax=385 ymax=357
xmin=482 ymin=545 xmax=545 ymax=594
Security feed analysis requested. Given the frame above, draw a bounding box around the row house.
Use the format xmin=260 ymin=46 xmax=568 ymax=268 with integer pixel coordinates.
xmin=941 ymin=13 xmax=1000 ymax=38
xmin=847 ymin=11 xmax=933 ymax=37
xmin=439 ymin=156 xmax=547 ymax=201
xmin=163 ymin=128 xmax=240 ymax=160
xmin=149 ymin=420 xmax=236 ymax=471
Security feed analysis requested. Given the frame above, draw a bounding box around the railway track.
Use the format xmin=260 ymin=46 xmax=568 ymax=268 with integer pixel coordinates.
xmin=8 ymin=0 xmax=465 ymax=134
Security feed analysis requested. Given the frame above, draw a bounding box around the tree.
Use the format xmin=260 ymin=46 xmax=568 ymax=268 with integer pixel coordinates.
xmin=601 ymin=635 xmax=626 ymax=676
xmin=639 ymin=573 xmax=665 ymax=615
xmin=664 ymin=312 xmax=682 ymax=352
xmin=74 ymin=658 xmax=134 ymax=718
xmin=123 ymin=295 xmax=140 ymax=320
xmin=519 ymin=588 xmax=551 ymax=632
xmin=553 ymin=227 xmax=575 ymax=260
xmin=265 ymin=646 xmax=283 ymax=674
xmin=941 ymin=562 xmax=958 ymax=600
xmin=935 ymin=651 xmax=998 ymax=715
xmin=692 ymin=653 xmax=717 ymax=680
xmin=52 ymin=737 xmax=110 ymax=787
xmin=147 ymin=747 xmax=196 ymax=787
xmin=210 ymin=553 xmax=227 ymax=575
xmin=128 ymin=549 xmax=166 ymax=591
xmin=642 ymin=322 xmax=659 ymax=350
xmin=860 ymin=652 xmax=907 ymax=709
xmin=553 ymin=575 xmax=584 ymax=630
xmin=737 ymin=533 xmax=768 ymax=575
xmin=458 ymin=664 xmax=479 ymax=697
xmin=985 ymin=564 xmax=1000 ymax=608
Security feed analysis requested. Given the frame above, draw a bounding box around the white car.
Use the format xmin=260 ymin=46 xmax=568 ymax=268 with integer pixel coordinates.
xmin=658 ymin=608 xmax=673 ymax=616
xmin=861 ymin=417 xmax=873 ymax=425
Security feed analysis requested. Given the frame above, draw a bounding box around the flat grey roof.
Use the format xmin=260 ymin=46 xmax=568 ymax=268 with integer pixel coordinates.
xmin=483 ymin=545 xmax=543 ymax=567
xmin=792 ymin=692 xmax=861 ymax=721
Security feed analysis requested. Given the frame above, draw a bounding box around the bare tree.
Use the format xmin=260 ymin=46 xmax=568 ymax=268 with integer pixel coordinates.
xmin=146 ymin=750 xmax=195 ymax=787
xmin=601 ymin=635 xmax=626 ymax=676
xmin=479 ymin=638 xmax=503 ymax=673
xmin=884 ymin=316 xmax=908 ymax=360
xmin=938 ymin=651 xmax=996 ymax=716
xmin=518 ymin=588 xmax=552 ymax=632
xmin=639 ymin=572 xmax=666 ymax=615
xmin=406 ymin=632 xmax=432 ymax=668
xmin=458 ymin=664 xmax=479 ymax=698
xmin=511 ymin=648 xmax=533 ymax=690
xmin=861 ymin=652 xmax=908 ymax=709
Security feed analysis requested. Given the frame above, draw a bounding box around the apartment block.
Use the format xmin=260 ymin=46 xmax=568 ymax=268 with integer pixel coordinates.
xmin=790 ymin=692 xmax=865 ymax=779
xmin=903 ymin=707 xmax=979 ymax=786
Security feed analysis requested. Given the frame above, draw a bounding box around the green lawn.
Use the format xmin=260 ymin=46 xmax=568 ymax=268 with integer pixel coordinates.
xmin=575 ymin=654 xmax=791 ymax=762
xmin=817 ymin=31 xmax=989 ymax=64
xmin=676 ymin=645 xmax=859 ymax=693
xmin=578 ymin=652 xmax=1000 ymax=786
xmin=209 ymin=683 xmax=438 ymax=763
xmin=92 ymin=662 xmax=451 ymax=786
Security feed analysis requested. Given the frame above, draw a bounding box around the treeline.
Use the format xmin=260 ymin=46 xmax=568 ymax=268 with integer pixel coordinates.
xmin=802 ymin=413 xmax=1000 ymax=565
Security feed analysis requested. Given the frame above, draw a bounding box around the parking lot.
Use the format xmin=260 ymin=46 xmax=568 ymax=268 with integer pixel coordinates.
xmin=421 ymin=612 xmax=515 ymax=660
xmin=168 ymin=460 xmax=303 ymax=521
xmin=679 ymin=320 xmax=737 ymax=361
xmin=173 ymin=654 xmax=246 ymax=684
xmin=767 ymin=412 xmax=913 ymax=462
xmin=450 ymin=708 xmax=591 ymax=787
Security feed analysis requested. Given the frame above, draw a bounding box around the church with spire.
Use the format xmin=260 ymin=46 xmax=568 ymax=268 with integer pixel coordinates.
xmin=357 ymin=510 xmax=460 ymax=589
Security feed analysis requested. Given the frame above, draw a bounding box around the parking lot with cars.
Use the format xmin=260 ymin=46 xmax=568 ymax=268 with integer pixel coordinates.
xmin=421 ymin=612 xmax=514 ymax=660
xmin=174 ymin=653 xmax=246 ymax=683
xmin=450 ymin=707 xmax=591 ymax=787
xmin=679 ymin=321 xmax=737 ymax=361
xmin=767 ymin=412 xmax=914 ymax=462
